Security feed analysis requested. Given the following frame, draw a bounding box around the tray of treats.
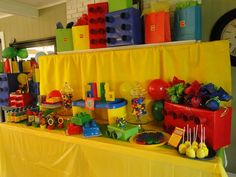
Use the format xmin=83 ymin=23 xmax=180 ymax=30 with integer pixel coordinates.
xmin=177 ymin=125 xmax=216 ymax=160
xmin=129 ymin=131 xmax=170 ymax=147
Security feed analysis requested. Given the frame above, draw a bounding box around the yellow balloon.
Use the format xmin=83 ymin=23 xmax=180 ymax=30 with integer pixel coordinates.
xmin=119 ymin=81 xmax=135 ymax=99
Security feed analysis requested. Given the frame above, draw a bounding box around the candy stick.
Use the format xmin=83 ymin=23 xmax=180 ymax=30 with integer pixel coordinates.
xmin=182 ymin=127 xmax=185 ymax=143
xmin=195 ymin=125 xmax=198 ymax=141
xmin=187 ymin=124 xmax=189 ymax=142
xmin=200 ymin=124 xmax=203 ymax=147
xmin=204 ymin=127 xmax=206 ymax=144
xmin=189 ymin=128 xmax=192 ymax=145
xmin=193 ymin=127 xmax=195 ymax=142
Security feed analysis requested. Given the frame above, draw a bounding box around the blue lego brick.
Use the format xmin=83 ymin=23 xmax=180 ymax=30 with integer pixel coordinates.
xmin=83 ymin=120 xmax=102 ymax=137
xmin=0 ymin=92 xmax=9 ymax=106
xmin=7 ymin=73 xmax=20 ymax=93
xmin=105 ymin=8 xmax=143 ymax=47
xmin=0 ymin=74 xmax=8 ymax=81
xmin=0 ymin=82 xmax=9 ymax=92
xmin=0 ymin=73 xmax=19 ymax=93
xmin=29 ymin=81 xmax=40 ymax=95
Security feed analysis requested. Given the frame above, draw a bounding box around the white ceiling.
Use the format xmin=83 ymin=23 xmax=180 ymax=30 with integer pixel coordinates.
xmin=0 ymin=0 xmax=66 ymax=18
xmin=14 ymin=0 xmax=66 ymax=9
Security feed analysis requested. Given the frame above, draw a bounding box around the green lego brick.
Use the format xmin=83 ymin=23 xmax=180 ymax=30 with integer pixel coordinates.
xmin=108 ymin=0 xmax=133 ymax=12
xmin=71 ymin=112 xmax=92 ymax=126
xmin=107 ymin=123 xmax=139 ymax=141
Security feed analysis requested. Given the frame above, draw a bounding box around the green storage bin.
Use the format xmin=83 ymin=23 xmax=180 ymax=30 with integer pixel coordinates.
xmin=108 ymin=0 xmax=133 ymax=12
xmin=56 ymin=29 xmax=74 ymax=52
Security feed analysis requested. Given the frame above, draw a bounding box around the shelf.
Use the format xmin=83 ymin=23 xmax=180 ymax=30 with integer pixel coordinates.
xmin=57 ymin=40 xmax=197 ymax=54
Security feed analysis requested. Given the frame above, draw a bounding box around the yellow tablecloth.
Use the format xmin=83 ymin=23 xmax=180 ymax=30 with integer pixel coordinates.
xmin=0 ymin=123 xmax=227 ymax=177
xmin=39 ymin=40 xmax=232 ymax=101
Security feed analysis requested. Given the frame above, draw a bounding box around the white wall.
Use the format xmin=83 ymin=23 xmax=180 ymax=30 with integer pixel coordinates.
xmin=66 ymin=0 xmax=107 ymax=23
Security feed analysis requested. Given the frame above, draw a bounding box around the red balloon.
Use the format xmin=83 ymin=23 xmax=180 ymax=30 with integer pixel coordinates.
xmin=148 ymin=79 xmax=169 ymax=100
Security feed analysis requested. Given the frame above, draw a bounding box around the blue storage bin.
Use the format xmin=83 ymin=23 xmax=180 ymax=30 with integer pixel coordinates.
xmin=105 ymin=8 xmax=143 ymax=47
xmin=174 ymin=5 xmax=201 ymax=41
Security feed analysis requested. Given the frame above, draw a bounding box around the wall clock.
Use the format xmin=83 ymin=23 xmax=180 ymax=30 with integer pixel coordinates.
xmin=210 ymin=8 xmax=236 ymax=66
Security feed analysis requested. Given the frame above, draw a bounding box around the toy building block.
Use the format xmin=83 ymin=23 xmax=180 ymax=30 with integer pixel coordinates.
xmin=106 ymin=8 xmax=143 ymax=47
xmin=66 ymin=123 xmax=83 ymax=135
xmin=107 ymin=123 xmax=139 ymax=141
xmin=88 ymin=2 xmax=108 ymax=49
xmin=104 ymin=83 xmax=115 ymax=101
xmin=108 ymin=0 xmax=133 ymax=12
xmin=72 ymin=98 xmax=127 ymax=124
xmin=71 ymin=112 xmax=93 ymax=126
xmin=83 ymin=120 xmax=101 ymax=137
xmin=9 ymin=93 xmax=33 ymax=108
xmin=0 ymin=73 xmax=19 ymax=106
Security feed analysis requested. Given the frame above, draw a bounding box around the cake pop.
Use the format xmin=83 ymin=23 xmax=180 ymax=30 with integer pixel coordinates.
xmin=202 ymin=127 xmax=209 ymax=156
xmin=197 ymin=125 xmax=206 ymax=159
xmin=192 ymin=126 xmax=198 ymax=147
xmin=198 ymin=125 xmax=206 ymax=148
xmin=192 ymin=126 xmax=198 ymax=152
xmin=178 ymin=127 xmax=187 ymax=154
xmin=186 ymin=128 xmax=196 ymax=158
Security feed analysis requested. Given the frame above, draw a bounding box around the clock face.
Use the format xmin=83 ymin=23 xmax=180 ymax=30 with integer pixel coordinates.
xmin=221 ymin=19 xmax=236 ymax=57
xmin=210 ymin=8 xmax=236 ymax=66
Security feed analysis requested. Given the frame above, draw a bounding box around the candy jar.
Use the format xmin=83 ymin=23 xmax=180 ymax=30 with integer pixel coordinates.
xmin=61 ymin=82 xmax=73 ymax=116
xmin=126 ymin=82 xmax=151 ymax=130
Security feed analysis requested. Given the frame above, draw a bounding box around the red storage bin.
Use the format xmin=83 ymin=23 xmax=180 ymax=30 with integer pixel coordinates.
xmin=163 ymin=102 xmax=232 ymax=150
xmin=145 ymin=12 xmax=171 ymax=43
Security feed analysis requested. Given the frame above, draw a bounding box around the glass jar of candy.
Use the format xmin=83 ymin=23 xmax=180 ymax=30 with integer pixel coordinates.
xmin=126 ymin=82 xmax=152 ymax=129
xmin=60 ymin=82 xmax=73 ymax=116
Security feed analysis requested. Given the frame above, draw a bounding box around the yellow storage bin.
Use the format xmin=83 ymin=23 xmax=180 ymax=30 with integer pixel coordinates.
xmin=72 ymin=25 xmax=89 ymax=50
xmin=107 ymin=105 xmax=127 ymax=124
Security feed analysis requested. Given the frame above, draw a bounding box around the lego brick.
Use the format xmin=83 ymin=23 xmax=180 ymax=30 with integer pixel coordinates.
xmin=107 ymin=123 xmax=139 ymax=141
xmin=9 ymin=93 xmax=33 ymax=108
xmin=108 ymin=0 xmax=132 ymax=12
xmin=66 ymin=123 xmax=83 ymax=135
xmin=6 ymin=73 xmax=20 ymax=93
xmin=83 ymin=120 xmax=101 ymax=137
xmin=29 ymin=81 xmax=40 ymax=95
xmin=88 ymin=2 xmax=108 ymax=49
xmin=106 ymin=8 xmax=143 ymax=47
xmin=71 ymin=112 xmax=92 ymax=126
